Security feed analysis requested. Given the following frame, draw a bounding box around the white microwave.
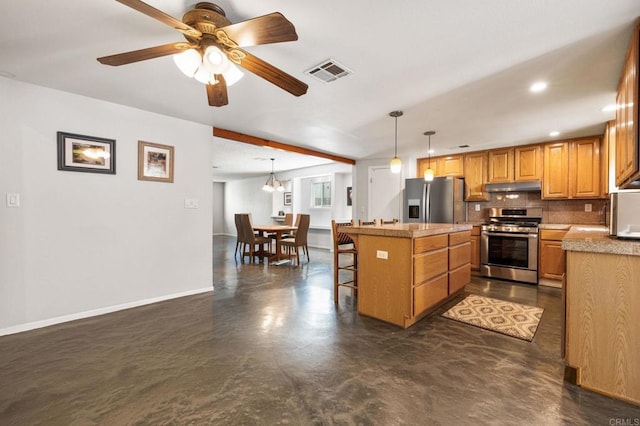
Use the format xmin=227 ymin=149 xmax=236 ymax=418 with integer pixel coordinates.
xmin=610 ymin=191 xmax=640 ymax=239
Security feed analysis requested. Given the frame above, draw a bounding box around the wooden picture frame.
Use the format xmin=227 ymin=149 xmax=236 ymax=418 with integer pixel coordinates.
xmin=284 ymin=192 xmax=292 ymax=206
xmin=57 ymin=131 xmax=116 ymax=174
xmin=138 ymin=141 xmax=174 ymax=183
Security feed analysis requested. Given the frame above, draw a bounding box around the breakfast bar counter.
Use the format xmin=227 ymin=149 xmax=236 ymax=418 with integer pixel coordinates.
xmin=341 ymin=223 xmax=472 ymax=328
xmin=562 ymin=224 xmax=640 ymax=406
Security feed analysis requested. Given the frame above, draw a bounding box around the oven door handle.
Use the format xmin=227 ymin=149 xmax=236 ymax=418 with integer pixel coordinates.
xmin=481 ymin=231 xmax=537 ymax=238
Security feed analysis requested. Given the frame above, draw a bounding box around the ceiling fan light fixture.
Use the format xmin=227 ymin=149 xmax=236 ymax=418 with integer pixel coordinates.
xmin=173 ymin=49 xmax=201 ymax=77
xmin=223 ymin=62 xmax=244 ymax=86
xmin=194 ymin=66 xmax=216 ymax=85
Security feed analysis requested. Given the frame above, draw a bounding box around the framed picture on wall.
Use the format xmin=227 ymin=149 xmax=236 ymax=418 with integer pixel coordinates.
xmin=347 ymin=186 xmax=353 ymax=206
xmin=283 ymin=192 xmax=292 ymax=206
xmin=138 ymin=141 xmax=174 ymax=183
xmin=57 ymin=131 xmax=116 ymax=174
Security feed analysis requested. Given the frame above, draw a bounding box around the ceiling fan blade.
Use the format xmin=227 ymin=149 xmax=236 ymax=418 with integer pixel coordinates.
xmin=115 ymin=0 xmax=202 ymax=38
xmin=218 ymin=12 xmax=298 ymax=47
xmin=97 ymin=42 xmax=192 ymax=66
xmin=232 ymin=50 xmax=308 ymax=96
xmin=207 ymin=75 xmax=229 ymax=107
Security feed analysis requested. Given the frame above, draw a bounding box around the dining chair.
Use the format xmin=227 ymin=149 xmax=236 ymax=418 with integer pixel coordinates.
xmin=234 ymin=213 xmax=245 ymax=258
xmin=331 ymin=219 xmax=358 ymax=303
xmin=280 ymin=214 xmax=310 ymax=266
xmin=240 ymin=213 xmax=270 ymax=263
xmin=358 ymin=219 xmax=377 ymax=226
xmin=380 ymin=218 xmax=399 ymax=224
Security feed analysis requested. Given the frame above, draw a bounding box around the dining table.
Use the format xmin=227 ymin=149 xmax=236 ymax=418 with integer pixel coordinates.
xmin=252 ymin=224 xmax=298 ymax=265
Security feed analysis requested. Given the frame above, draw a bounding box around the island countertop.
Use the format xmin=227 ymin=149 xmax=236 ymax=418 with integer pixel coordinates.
xmin=562 ymin=225 xmax=640 ymax=256
xmin=340 ymin=222 xmax=472 ymax=239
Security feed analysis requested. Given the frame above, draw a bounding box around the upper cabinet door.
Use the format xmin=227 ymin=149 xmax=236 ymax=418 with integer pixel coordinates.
xmin=488 ymin=148 xmax=514 ymax=182
xmin=543 ymin=142 xmax=570 ymax=198
xmin=464 ymin=151 xmax=488 ymax=201
xmin=436 ymin=155 xmax=464 ymax=177
xmin=571 ymin=138 xmax=601 ymax=198
xmin=615 ymin=20 xmax=640 ymax=188
xmin=514 ymin=144 xmax=542 ymax=181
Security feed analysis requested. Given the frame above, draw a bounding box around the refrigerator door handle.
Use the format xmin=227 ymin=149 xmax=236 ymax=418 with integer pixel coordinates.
xmin=425 ymin=182 xmax=431 ymax=223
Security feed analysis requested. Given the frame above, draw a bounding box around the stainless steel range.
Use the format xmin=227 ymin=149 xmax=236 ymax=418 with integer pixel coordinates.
xmin=480 ymin=207 xmax=542 ymax=284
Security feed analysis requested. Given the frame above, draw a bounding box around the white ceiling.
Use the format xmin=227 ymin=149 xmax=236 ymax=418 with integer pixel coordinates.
xmin=1 ymin=1 xmax=638 ymax=181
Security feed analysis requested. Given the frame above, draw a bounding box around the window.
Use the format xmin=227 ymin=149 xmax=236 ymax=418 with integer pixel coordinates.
xmin=311 ymin=177 xmax=332 ymax=207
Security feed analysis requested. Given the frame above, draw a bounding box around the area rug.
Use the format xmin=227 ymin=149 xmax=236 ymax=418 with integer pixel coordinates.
xmin=442 ymin=294 xmax=544 ymax=341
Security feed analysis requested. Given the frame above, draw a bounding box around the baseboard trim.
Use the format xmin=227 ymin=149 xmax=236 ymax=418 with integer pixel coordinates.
xmin=0 ymin=287 xmax=214 ymax=337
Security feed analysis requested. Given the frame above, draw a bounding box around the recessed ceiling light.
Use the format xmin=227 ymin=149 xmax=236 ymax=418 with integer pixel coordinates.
xmin=549 ymin=131 xmax=560 ymax=137
xmin=530 ymin=81 xmax=548 ymax=93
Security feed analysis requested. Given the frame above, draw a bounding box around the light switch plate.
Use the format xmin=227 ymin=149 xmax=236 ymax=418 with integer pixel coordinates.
xmin=475 ymin=203 xmax=481 ymax=212
xmin=6 ymin=193 xmax=20 ymax=207
xmin=184 ymin=198 xmax=199 ymax=209
xmin=584 ymin=203 xmax=592 ymax=212
xmin=376 ymin=250 xmax=388 ymax=260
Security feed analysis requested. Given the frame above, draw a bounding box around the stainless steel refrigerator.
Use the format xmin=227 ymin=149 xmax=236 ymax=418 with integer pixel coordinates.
xmin=403 ymin=177 xmax=465 ymax=223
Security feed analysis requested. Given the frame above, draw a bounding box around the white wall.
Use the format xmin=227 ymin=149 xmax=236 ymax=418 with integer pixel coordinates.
xmin=0 ymin=78 xmax=213 ymax=334
xmin=213 ymin=182 xmax=225 ymax=234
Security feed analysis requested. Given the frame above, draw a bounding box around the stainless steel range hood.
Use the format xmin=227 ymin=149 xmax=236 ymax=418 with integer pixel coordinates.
xmin=484 ymin=181 xmax=542 ymax=192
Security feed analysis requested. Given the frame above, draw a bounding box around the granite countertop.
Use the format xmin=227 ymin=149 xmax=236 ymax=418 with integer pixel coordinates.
xmin=539 ymin=223 xmax=572 ymax=230
xmin=562 ymin=225 xmax=640 ymax=256
xmin=341 ymin=223 xmax=472 ymax=238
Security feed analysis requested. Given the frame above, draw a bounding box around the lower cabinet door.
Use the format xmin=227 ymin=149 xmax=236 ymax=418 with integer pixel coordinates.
xmin=449 ymin=263 xmax=471 ymax=294
xmin=413 ymin=273 xmax=448 ymax=316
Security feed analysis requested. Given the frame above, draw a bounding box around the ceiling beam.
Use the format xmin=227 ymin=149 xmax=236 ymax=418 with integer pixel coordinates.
xmin=213 ymin=127 xmax=356 ymax=165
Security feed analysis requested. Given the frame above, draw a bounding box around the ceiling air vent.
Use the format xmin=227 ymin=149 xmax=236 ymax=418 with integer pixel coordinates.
xmin=305 ymin=58 xmax=352 ymax=83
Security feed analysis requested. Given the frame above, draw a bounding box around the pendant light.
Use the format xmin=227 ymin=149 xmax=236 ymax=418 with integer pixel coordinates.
xmin=262 ymin=158 xmax=284 ymax=192
xmin=423 ymin=131 xmax=435 ymax=181
xmin=389 ymin=111 xmax=403 ymax=173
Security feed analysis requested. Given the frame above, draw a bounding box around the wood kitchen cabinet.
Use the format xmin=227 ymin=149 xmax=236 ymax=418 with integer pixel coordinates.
xmin=464 ymin=151 xmax=489 ymax=201
xmin=470 ymin=225 xmax=481 ymax=271
xmin=436 ymin=154 xmax=464 ymax=177
xmin=488 ymin=144 xmax=541 ymax=183
xmin=514 ymin=144 xmax=543 ymax=181
xmin=343 ymin=224 xmax=471 ymax=328
xmin=615 ymin=19 xmax=640 ymax=188
xmin=417 ymin=155 xmax=464 ymax=178
xmin=539 ymin=229 xmax=568 ymax=282
xmin=543 ymin=142 xmax=570 ymax=198
xmin=543 ymin=137 xmax=602 ymax=199
xmin=571 ymin=138 xmax=602 ymax=198
xmin=488 ymin=148 xmax=514 ymax=182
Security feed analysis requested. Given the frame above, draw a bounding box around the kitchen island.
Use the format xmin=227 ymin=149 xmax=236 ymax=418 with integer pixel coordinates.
xmin=341 ymin=222 xmax=472 ymax=328
xmin=562 ymin=225 xmax=640 ymax=406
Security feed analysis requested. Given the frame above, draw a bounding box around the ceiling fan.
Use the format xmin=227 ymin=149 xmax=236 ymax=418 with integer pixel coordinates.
xmin=98 ymin=0 xmax=308 ymax=107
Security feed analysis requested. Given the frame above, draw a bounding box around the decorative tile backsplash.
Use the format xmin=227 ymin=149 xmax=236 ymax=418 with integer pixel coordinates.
xmin=466 ymin=192 xmax=608 ymax=225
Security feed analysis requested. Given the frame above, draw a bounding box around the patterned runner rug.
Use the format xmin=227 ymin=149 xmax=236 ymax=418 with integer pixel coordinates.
xmin=442 ymin=294 xmax=544 ymax=341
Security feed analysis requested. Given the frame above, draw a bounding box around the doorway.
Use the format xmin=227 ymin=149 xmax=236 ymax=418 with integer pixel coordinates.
xmin=367 ymin=166 xmax=403 ymax=222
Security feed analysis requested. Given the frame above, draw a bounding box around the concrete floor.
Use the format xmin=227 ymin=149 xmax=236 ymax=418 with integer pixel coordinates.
xmin=1 ymin=235 xmax=639 ymax=425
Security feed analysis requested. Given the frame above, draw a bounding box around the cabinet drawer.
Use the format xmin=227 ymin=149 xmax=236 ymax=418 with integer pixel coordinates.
xmin=449 ymin=242 xmax=471 ymax=270
xmin=414 ymin=234 xmax=448 ymax=254
xmin=449 ymin=230 xmax=471 ymax=246
xmin=413 ymin=273 xmax=448 ymax=316
xmin=471 ymin=226 xmax=481 ymax=236
xmin=414 ymin=247 xmax=448 ymax=285
xmin=449 ymin=264 xmax=471 ymax=294
xmin=540 ymin=229 xmax=568 ymax=241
